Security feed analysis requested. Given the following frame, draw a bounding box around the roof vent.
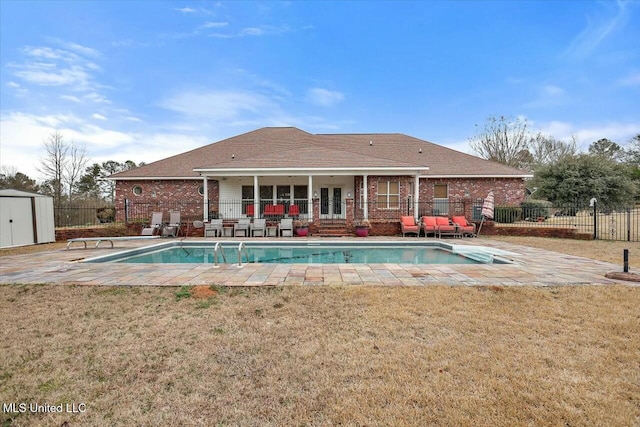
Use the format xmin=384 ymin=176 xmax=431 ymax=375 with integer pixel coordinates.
xmin=419 ymin=148 xmax=422 ymax=153
xmin=369 ymin=140 xmax=373 ymax=146
xmin=232 ymin=154 xmax=235 ymax=159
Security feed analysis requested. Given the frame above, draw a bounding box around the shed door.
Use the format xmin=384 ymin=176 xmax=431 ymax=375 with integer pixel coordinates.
xmin=0 ymin=198 xmax=35 ymax=247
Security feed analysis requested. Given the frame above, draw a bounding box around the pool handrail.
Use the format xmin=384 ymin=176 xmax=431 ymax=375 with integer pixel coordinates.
xmin=237 ymin=241 xmax=249 ymax=267
xmin=213 ymin=241 xmax=227 ymax=267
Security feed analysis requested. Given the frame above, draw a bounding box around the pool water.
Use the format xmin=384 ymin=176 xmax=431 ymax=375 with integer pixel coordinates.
xmin=86 ymin=242 xmax=508 ymax=265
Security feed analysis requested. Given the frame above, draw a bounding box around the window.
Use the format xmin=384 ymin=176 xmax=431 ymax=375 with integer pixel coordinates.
xmin=293 ymin=185 xmax=307 ymax=200
xmin=241 ymin=185 xmax=254 ymax=200
xmin=434 ymin=184 xmax=448 ymax=199
xmin=260 ymin=185 xmax=273 ymax=201
xmin=132 ymin=185 xmax=143 ymax=196
xmin=198 ymin=186 xmax=205 ymax=196
xmin=293 ymin=185 xmax=308 ymax=213
xmin=377 ymin=181 xmax=400 ymax=209
xmin=242 ymin=186 xmax=254 ymax=215
xmin=277 ymin=185 xmax=290 ymax=202
xmin=433 ymin=183 xmax=449 ymax=215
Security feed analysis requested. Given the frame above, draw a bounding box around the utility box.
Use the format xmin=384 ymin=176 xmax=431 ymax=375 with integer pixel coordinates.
xmin=0 ymin=189 xmax=55 ymax=248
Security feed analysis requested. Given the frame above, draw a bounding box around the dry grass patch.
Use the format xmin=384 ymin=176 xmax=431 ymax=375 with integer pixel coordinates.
xmin=0 ymin=242 xmax=67 ymax=257
xmin=1 ymin=284 xmax=639 ymax=426
xmin=484 ymin=235 xmax=638 ymax=266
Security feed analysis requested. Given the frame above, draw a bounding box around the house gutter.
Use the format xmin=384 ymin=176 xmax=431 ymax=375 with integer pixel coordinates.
xmin=193 ymin=167 xmax=430 ymax=176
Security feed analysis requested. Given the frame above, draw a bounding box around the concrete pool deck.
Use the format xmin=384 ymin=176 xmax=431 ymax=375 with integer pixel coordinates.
xmin=0 ymin=237 xmax=634 ymax=287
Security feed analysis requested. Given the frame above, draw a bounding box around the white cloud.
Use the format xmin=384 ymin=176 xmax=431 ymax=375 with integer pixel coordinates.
xmin=306 ymin=88 xmax=345 ymax=107
xmin=13 ymin=63 xmax=92 ymax=87
xmin=61 ymin=94 xmax=82 ymax=102
xmin=542 ymin=85 xmax=566 ymax=97
xmin=618 ymin=71 xmax=640 ymax=87
xmin=537 ymin=120 xmax=640 ymax=150
xmin=10 ymin=41 xmax=106 ymax=100
xmin=92 ymin=113 xmax=107 ymax=121
xmin=199 ymin=21 xmax=228 ymax=29
xmin=524 ymin=84 xmax=568 ymax=108
xmin=84 ymin=92 xmax=111 ymax=104
xmin=0 ymin=109 xmax=217 ymax=181
xmin=0 ymin=111 xmax=136 ymax=179
xmin=562 ymin=1 xmax=630 ymax=60
xmin=45 ymin=38 xmax=101 ymax=57
xmin=175 ymin=7 xmax=196 ymax=13
xmin=241 ymin=27 xmax=264 ymax=36
xmin=208 ymin=25 xmax=292 ymax=39
xmin=159 ymin=89 xmax=278 ymax=121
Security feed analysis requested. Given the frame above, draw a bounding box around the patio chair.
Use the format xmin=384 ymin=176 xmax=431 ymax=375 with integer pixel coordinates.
xmin=251 ymin=219 xmax=266 ymax=237
xmin=452 ymin=216 xmax=476 ymax=237
xmin=246 ymin=204 xmax=255 ymax=217
xmin=421 ymin=216 xmax=438 ymax=238
xmin=400 ymin=216 xmax=420 ymax=237
xmin=141 ymin=211 xmax=164 ymax=236
xmin=205 ymin=219 xmax=223 ymax=237
xmin=234 ymin=218 xmax=251 ymax=237
xmin=264 ymin=204 xmax=285 ymax=219
xmin=279 ymin=218 xmax=293 ymax=237
xmin=162 ymin=210 xmax=181 ymax=237
xmin=288 ymin=204 xmax=300 ymax=218
xmin=435 ymin=216 xmax=458 ymax=238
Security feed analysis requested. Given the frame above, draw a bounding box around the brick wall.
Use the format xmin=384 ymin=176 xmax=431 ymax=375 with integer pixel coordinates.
xmin=419 ymin=177 xmax=526 ymax=205
xmin=479 ymin=221 xmax=593 ymax=240
xmin=369 ymin=221 xmax=401 ymax=236
xmin=125 ymin=222 xmax=206 ymax=237
xmin=114 ymin=179 xmax=219 ymax=222
xmin=354 ymin=175 xmax=416 ymax=220
xmin=55 ymin=225 xmax=130 ymax=241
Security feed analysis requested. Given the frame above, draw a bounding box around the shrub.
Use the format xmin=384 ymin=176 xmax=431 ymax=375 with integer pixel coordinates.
xmin=521 ymin=199 xmax=552 ymax=220
xmin=494 ymin=206 xmax=521 ymax=223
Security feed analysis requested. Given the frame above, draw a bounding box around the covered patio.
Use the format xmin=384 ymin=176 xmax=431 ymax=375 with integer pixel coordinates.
xmin=197 ymin=167 xmax=428 ymax=227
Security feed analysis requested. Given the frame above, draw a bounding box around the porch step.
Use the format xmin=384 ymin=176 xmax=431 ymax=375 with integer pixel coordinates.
xmin=315 ymin=223 xmax=352 ymax=237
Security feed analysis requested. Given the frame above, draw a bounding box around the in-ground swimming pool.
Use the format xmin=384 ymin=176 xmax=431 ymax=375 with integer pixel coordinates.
xmin=84 ymin=241 xmax=512 ymax=265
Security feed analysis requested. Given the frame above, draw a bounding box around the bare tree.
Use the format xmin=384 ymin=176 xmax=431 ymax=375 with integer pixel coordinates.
xmin=469 ymin=116 xmax=532 ymax=169
xmin=39 ymin=131 xmax=68 ymax=208
xmin=64 ymin=142 xmax=88 ymax=201
xmin=39 ymin=131 xmax=89 ymax=208
xmin=529 ymin=134 xmax=577 ymax=166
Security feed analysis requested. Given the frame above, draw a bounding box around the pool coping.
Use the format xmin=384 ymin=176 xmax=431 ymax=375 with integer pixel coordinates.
xmin=0 ymin=237 xmax=634 ymax=287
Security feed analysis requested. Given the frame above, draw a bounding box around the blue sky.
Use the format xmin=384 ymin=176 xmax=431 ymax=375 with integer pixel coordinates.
xmin=1 ymin=0 xmax=639 ymax=180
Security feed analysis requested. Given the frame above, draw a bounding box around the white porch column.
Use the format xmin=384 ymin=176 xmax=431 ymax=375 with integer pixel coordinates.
xmin=363 ymin=174 xmax=368 ymax=220
xmin=307 ymin=175 xmax=313 ymax=221
xmin=414 ymin=174 xmax=420 ymax=220
xmin=253 ymin=175 xmax=259 ymax=218
xmin=203 ymin=176 xmax=209 ymax=221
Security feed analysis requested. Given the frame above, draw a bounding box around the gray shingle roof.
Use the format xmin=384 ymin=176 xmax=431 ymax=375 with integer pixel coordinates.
xmin=110 ymin=127 xmax=528 ymax=178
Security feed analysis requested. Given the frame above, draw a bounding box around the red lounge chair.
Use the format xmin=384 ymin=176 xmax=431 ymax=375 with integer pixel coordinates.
xmin=435 ymin=216 xmax=457 ymax=238
xmin=400 ymin=216 xmax=420 ymax=237
xmin=421 ymin=216 xmax=438 ymax=238
xmin=452 ymin=216 xmax=476 ymax=237
xmin=246 ymin=204 xmax=254 ymax=217
xmin=264 ymin=204 xmax=285 ymax=218
xmin=288 ymin=204 xmax=300 ymax=217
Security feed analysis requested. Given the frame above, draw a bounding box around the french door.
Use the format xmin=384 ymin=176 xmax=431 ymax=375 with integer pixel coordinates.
xmin=320 ymin=187 xmax=344 ymax=219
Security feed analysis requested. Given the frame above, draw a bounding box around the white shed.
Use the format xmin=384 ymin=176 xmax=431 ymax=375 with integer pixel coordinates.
xmin=0 ymin=189 xmax=56 ymax=248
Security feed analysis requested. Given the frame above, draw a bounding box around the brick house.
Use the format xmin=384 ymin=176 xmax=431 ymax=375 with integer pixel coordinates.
xmin=110 ymin=127 xmax=531 ymax=234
